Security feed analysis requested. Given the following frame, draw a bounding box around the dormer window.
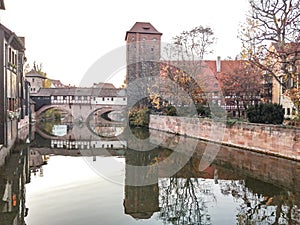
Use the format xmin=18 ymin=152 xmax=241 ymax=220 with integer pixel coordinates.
xmin=143 ymin=26 xmax=150 ymax=30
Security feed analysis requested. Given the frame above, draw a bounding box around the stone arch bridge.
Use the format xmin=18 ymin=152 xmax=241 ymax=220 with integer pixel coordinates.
xmin=36 ymin=104 xmax=126 ymax=124
xmin=30 ymin=87 xmax=127 ymax=123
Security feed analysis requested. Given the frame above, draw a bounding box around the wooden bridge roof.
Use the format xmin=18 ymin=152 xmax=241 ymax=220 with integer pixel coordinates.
xmin=31 ymin=87 xmax=126 ymax=97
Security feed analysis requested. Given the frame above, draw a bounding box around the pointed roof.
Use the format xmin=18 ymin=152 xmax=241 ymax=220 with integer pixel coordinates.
xmin=125 ymin=22 xmax=162 ymax=40
xmin=0 ymin=0 xmax=5 ymax=10
xmin=25 ymin=69 xmax=45 ymax=79
xmin=0 ymin=23 xmax=25 ymax=50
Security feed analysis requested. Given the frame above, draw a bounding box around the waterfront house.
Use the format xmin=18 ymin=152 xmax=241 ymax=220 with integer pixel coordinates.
xmin=0 ymin=23 xmax=26 ymax=146
xmin=266 ymin=43 xmax=300 ymax=118
xmin=125 ymin=22 xmax=266 ymax=118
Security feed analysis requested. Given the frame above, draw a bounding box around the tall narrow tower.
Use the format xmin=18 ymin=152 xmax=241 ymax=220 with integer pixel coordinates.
xmin=125 ymin=22 xmax=162 ymax=84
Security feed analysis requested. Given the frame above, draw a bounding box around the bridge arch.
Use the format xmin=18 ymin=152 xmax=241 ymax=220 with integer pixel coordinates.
xmin=36 ymin=104 xmax=127 ymax=124
xmin=87 ymin=107 xmax=126 ymax=138
xmin=36 ymin=105 xmax=73 ymax=118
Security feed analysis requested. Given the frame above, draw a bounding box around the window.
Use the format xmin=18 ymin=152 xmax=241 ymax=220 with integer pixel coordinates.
xmin=111 ymin=97 xmax=114 ymax=101
xmin=102 ymin=97 xmax=105 ymax=101
xmin=153 ymin=38 xmax=157 ymax=42
xmin=9 ymin=48 xmax=11 ymax=63
xmin=287 ymin=108 xmax=291 ymax=115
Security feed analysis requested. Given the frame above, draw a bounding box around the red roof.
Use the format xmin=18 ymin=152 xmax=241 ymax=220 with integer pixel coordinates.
xmin=204 ymin=60 xmax=244 ymax=75
xmin=160 ymin=59 xmax=245 ymax=92
xmin=125 ymin=22 xmax=162 ymax=40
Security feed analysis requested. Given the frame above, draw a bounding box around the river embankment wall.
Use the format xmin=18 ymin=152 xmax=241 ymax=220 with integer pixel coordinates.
xmin=149 ymin=115 xmax=300 ymax=161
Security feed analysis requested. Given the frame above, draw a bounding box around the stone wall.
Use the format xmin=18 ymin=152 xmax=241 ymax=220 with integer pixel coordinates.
xmin=149 ymin=115 xmax=300 ymax=161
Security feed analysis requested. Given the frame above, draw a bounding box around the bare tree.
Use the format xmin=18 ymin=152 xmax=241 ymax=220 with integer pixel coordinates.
xmin=239 ymin=0 xmax=300 ymax=108
xmin=154 ymin=26 xmax=219 ymax=111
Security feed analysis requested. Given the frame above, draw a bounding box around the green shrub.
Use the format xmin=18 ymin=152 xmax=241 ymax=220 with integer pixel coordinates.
xmin=196 ymin=104 xmax=211 ymax=117
xmin=247 ymin=103 xmax=284 ymax=124
xmin=164 ymin=105 xmax=177 ymax=116
xmin=129 ymin=105 xmax=150 ymax=127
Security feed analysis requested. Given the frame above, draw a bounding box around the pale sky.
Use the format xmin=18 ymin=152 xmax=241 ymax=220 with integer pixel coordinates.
xmin=1 ymin=0 xmax=249 ymax=87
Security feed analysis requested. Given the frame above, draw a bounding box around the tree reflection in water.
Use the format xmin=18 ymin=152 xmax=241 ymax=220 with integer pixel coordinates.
xmin=122 ymin=129 xmax=300 ymax=225
xmin=158 ymin=177 xmax=299 ymax=225
xmin=159 ymin=177 xmax=215 ymax=225
xmin=218 ymin=179 xmax=300 ymax=225
xmin=25 ymin=125 xmax=300 ymax=224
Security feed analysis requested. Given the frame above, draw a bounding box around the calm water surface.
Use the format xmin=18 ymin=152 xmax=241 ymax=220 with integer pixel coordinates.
xmin=25 ymin=156 xmax=243 ymax=225
xmin=1 ymin=124 xmax=300 ymax=225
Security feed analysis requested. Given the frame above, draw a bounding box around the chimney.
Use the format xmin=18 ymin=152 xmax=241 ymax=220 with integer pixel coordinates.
xmin=216 ymin=56 xmax=221 ymax=73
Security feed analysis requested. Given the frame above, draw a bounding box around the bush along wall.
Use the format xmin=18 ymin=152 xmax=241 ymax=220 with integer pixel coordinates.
xmin=247 ymin=103 xmax=284 ymax=124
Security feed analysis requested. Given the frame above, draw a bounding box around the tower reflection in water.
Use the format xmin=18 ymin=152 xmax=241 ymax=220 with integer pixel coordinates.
xmin=123 ymin=129 xmax=300 ymax=224
xmin=1 ymin=125 xmax=299 ymax=225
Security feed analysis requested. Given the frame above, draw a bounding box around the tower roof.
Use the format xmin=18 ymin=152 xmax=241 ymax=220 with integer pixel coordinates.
xmin=125 ymin=22 xmax=162 ymax=40
xmin=25 ymin=69 xmax=45 ymax=79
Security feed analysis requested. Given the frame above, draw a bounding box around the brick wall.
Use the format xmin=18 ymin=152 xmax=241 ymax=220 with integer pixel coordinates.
xmin=149 ymin=115 xmax=300 ymax=161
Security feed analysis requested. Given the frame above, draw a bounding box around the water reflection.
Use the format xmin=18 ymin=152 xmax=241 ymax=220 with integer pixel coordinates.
xmin=0 ymin=144 xmax=29 ymax=225
xmin=0 ymin=121 xmax=299 ymax=225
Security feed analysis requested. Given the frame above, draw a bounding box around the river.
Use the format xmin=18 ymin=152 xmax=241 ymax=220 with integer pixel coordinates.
xmin=0 ymin=121 xmax=299 ymax=225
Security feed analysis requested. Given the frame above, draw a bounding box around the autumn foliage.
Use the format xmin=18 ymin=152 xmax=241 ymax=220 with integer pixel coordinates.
xmin=218 ymin=61 xmax=264 ymax=117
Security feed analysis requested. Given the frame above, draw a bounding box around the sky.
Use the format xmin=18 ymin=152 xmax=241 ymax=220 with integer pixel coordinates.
xmin=0 ymin=0 xmax=249 ymax=87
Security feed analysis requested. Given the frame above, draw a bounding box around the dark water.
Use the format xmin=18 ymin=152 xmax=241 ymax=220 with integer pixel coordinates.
xmin=1 ymin=123 xmax=300 ymax=225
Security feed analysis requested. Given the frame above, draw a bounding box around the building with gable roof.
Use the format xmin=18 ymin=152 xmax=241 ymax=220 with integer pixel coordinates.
xmin=125 ymin=22 xmax=267 ymax=118
xmin=0 ymin=22 xmax=27 ymax=146
xmin=267 ymin=42 xmax=300 ymax=118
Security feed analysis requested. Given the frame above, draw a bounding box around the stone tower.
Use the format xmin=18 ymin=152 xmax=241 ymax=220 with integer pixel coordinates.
xmin=125 ymin=22 xmax=162 ymax=84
